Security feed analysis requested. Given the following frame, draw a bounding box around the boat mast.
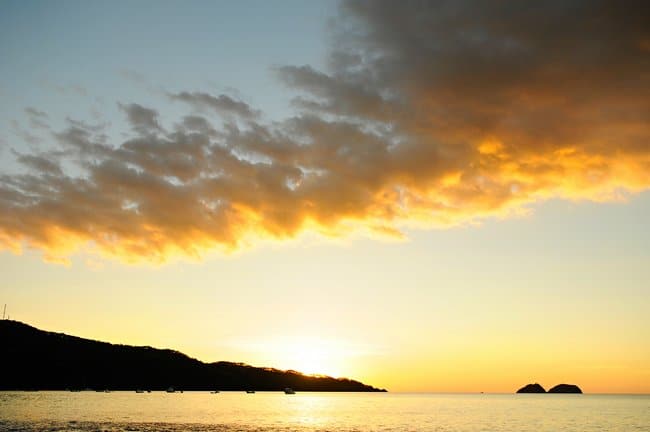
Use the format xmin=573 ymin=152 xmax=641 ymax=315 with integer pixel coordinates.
xmin=2 ymin=304 xmax=5 ymax=320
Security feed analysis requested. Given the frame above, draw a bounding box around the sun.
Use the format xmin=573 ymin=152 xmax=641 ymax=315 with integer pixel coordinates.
xmin=243 ymin=336 xmax=362 ymax=378
xmin=265 ymin=337 xmax=349 ymax=378
xmin=286 ymin=343 xmax=338 ymax=376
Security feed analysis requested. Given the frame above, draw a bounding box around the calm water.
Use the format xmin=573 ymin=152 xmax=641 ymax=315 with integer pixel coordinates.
xmin=1 ymin=391 xmax=648 ymax=431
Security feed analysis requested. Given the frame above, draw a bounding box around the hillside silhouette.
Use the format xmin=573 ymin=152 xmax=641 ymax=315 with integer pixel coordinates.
xmin=0 ymin=320 xmax=386 ymax=392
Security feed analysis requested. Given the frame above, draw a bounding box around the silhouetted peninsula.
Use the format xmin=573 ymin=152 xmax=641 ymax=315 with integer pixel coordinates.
xmin=516 ymin=383 xmax=546 ymax=393
xmin=548 ymin=384 xmax=582 ymax=393
xmin=0 ymin=320 xmax=386 ymax=392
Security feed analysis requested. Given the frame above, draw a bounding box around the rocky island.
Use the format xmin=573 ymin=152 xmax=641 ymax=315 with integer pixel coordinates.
xmin=548 ymin=384 xmax=582 ymax=393
xmin=516 ymin=383 xmax=546 ymax=393
xmin=516 ymin=383 xmax=583 ymax=394
xmin=0 ymin=320 xmax=386 ymax=392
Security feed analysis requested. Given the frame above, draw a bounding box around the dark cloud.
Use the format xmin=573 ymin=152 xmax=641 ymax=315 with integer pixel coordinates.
xmin=13 ymin=152 xmax=62 ymax=176
xmin=168 ymin=91 xmax=260 ymax=120
xmin=0 ymin=0 xmax=648 ymax=263
xmin=24 ymin=107 xmax=50 ymax=130
xmin=179 ymin=115 xmax=218 ymax=136
xmin=118 ymin=103 xmax=161 ymax=134
xmin=11 ymin=120 xmax=43 ymax=145
xmin=282 ymin=0 xmax=650 ymax=202
xmin=25 ymin=108 xmax=48 ymax=119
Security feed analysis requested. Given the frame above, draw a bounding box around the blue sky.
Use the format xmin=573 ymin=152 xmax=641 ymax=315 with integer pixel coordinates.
xmin=1 ymin=0 xmax=332 ymax=161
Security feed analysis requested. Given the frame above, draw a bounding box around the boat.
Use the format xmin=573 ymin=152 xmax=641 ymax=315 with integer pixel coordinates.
xmin=166 ymin=387 xmax=176 ymax=393
xmin=284 ymin=387 xmax=295 ymax=394
xmin=135 ymin=389 xmax=145 ymax=393
xmin=246 ymin=390 xmax=255 ymax=394
xmin=210 ymin=390 xmax=220 ymax=394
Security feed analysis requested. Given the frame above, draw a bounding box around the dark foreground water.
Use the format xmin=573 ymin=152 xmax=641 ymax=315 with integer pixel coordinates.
xmin=1 ymin=391 xmax=648 ymax=431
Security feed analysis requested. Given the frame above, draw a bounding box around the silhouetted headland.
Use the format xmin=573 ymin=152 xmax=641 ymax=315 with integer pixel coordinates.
xmin=516 ymin=383 xmax=583 ymax=394
xmin=0 ymin=320 xmax=386 ymax=392
xmin=516 ymin=383 xmax=546 ymax=393
xmin=548 ymin=384 xmax=582 ymax=393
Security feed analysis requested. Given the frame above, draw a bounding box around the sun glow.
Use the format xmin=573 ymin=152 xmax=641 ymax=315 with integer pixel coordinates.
xmin=248 ymin=337 xmax=356 ymax=378
xmin=284 ymin=341 xmax=341 ymax=376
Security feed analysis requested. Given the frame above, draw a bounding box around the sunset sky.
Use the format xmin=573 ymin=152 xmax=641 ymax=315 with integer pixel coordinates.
xmin=1 ymin=0 xmax=648 ymax=393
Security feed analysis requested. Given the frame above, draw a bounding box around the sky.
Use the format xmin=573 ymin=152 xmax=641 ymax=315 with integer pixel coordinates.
xmin=0 ymin=0 xmax=649 ymax=393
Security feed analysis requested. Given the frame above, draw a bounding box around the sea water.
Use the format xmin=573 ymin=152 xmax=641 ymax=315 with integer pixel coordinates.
xmin=1 ymin=391 xmax=648 ymax=431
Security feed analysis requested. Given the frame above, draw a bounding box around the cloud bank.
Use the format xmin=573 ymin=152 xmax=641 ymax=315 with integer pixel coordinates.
xmin=1 ymin=0 xmax=648 ymax=263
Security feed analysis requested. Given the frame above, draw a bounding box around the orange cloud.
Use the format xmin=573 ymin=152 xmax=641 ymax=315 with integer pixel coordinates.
xmin=0 ymin=0 xmax=648 ymax=263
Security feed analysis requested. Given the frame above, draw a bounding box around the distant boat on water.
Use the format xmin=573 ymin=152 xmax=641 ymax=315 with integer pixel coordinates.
xmin=135 ymin=389 xmax=144 ymax=393
xmin=210 ymin=390 xmax=220 ymax=394
xmin=246 ymin=390 xmax=255 ymax=394
xmin=166 ymin=387 xmax=175 ymax=393
xmin=284 ymin=388 xmax=295 ymax=394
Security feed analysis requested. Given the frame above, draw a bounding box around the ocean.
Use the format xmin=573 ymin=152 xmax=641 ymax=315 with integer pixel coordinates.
xmin=1 ymin=391 xmax=648 ymax=431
